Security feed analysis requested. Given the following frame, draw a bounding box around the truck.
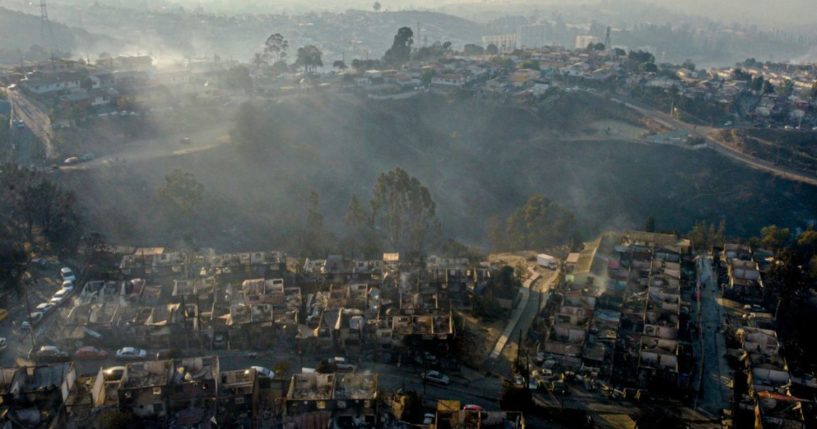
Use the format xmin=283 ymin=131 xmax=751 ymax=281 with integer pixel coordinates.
xmin=536 ymin=254 xmax=558 ymax=270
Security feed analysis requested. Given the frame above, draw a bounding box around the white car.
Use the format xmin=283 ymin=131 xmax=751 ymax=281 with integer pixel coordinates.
xmin=331 ymin=357 xmax=357 ymax=371
xmin=250 ymin=366 xmax=275 ymax=378
xmin=61 ymin=280 xmax=75 ymax=290
xmin=29 ymin=312 xmax=44 ymax=324
xmin=422 ymin=370 xmax=450 ymax=385
xmin=50 ymin=288 xmax=71 ymax=304
xmin=116 ymin=347 xmax=147 ymax=360
xmin=60 ymin=267 xmax=76 ymax=282
xmin=35 ymin=303 xmax=53 ymax=313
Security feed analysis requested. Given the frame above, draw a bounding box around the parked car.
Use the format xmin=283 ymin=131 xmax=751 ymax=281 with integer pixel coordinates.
xmin=0 ymin=337 xmax=6 ymax=351
xmin=75 ymin=346 xmax=108 ymax=360
xmin=463 ymin=404 xmax=484 ymax=411
xmin=116 ymin=347 xmax=147 ymax=360
xmin=422 ymin=370 xmax=450 ymax=385
xmin=28 ymin=312 xmax=44 ymax=325
xmin=50 ymin=288 xmax=71 ymax=305
xmin=30 ymin=345 xmax=70 ymax=363
xmin=35 ymin=303 xmax=53 ymax=314
xmin=80 ymin=153 xmax=95 ymax=162
xmin=331 ymin=357 xmax=356 ymax=372
xmin=423 ymin=413 xmax=435 ymax=425
xmin=63 ymin=157 xmax=80 ymax=165
xmin=61 ymin=280 xmax=75 ymax=290
xmin=60 ymin=267 xmax=76 ymax=282
xmin=179 ymin=136 xmax=192 ymax=144
xmin=251 ymin=366 xmax=275 ymax=378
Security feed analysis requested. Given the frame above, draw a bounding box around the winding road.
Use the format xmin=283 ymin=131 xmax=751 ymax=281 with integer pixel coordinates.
xmin=615 ymin=98 xmax=817 ymax=187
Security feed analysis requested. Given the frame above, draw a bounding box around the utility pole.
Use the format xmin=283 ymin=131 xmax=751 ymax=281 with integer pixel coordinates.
xmin=40 ymin=0 xmax=56 ymax=58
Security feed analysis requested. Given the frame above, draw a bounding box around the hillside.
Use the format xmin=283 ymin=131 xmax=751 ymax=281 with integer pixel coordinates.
xmin=713 ymin=128 xmax=817 ymax=177
xmin=0 ymin=7 xmax=107 ymax=64
xmin=62 ymin=92 xmax=817 ymax=251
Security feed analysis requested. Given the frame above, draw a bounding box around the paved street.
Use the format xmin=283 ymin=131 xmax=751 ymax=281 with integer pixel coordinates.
xmin=7 ymin=88 xmax=54 ymax=160
xmin=696 ymin=256 xmax=732 ymax=416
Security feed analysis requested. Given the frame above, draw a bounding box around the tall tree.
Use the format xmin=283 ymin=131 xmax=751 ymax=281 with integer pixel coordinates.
xmin=486 ymin=44 xmax=499 ymax=55
xmin=370 ymin=168 xmax=439 ymax=254
xmin=504 ymin=195 xmax=577 ymax=250
xmin=383 ymin=27 xmax=414 ymax=65
xmin=295 ymin=45 xmax=323 ymax=73
xmin=373 ymin=1 xmax=381 ymax=12
xmin=759 ymin=224 xmax=791 ymax=252
xmin=263 ymin=33 xmax=289 ymax=64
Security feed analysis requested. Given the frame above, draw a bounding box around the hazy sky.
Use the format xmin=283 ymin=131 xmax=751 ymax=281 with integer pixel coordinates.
xmin=196 ymin=0 xmax=816 ymax=28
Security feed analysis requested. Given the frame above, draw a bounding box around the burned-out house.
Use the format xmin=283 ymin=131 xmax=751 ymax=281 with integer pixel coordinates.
xmin=0 ymin=364 xmax=76 ymax=429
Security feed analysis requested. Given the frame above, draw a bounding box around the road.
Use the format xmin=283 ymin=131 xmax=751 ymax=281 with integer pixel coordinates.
xmin=615 ymin=98 xmax=817 ymax=187
xmin=7 ymin=89 xmax=55 ymax=160
xmin=488 ymin=268 xmax=540 ymax=360
xmin=695 ymin=256 xmax=731 ymax=417
xmin=58 ymin=122 xmax=234 ymax=172
xmin=486 ymin=267 xmax=557 ymax=379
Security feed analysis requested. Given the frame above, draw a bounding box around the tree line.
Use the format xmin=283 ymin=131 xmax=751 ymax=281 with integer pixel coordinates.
xmin=0 ymin=164 xmax=82 ymax=290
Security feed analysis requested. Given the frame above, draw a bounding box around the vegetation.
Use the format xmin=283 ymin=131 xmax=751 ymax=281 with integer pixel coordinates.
xmin=713 ymin=128 xmax=817 ymax=174
xmin=371 ymin=167 xmax=440 ymax=256
xmin=490 ymin=195 xmax=577 ymax=251
xmin=758 ymin=226 xmax=817 ymax=370
xmin=294 ymin=45 xmax=323 ymax=73
xmin=687 ymin=220 xmax=725 ymax=251
xmin=383 ymin=27 xmax=413 ymax=66
xmin=0 ymin=164 xmax=82 ymax=289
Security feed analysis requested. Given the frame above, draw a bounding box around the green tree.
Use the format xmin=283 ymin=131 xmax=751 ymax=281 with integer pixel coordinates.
xmin=687 ymin=220 xmax=725 ymax=251
xmin=158 ymin=170 xmax=204 ymax=215
xmin=332 ymin=60 xmax=347 ymax=70
xmin=370 ymin=167 xmax=439 ymax=255
xmin=795 ymin=229 xmax=817 ymax=262
xmin=681 ymin=59 xmax=696 ymax=71
xmin=295 ymin=45 xmax=323 ymax=73
xmin=383 ymin=27 xmax=413 ymax=65
xmin=263 ymin=33 xmax=289 ymax=63
xmin=373 ymin=1 xmax=381 ymax=12
xmin=486 ymin=43 xmax=499 ymax=55
xmin=504 ymin=195 xmax=577 ymax=250
xmin=759 ymin=225 xmax=791 ymax=252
